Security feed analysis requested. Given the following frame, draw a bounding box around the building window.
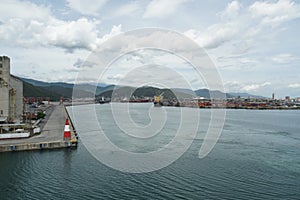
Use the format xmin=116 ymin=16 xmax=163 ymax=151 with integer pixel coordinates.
xmin=0 ymin=63 xmax=2 ymax=68
xmin=0 ymin=110 xmax=3 ymax=115
xmin=0 ymin=70 xmax=2 ymax=75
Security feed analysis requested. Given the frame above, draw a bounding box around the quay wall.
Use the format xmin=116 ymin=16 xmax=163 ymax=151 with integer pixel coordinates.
xmin=0 ymin=141 xmax=76 ymax=152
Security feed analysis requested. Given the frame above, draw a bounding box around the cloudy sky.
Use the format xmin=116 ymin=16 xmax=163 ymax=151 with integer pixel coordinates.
xmin=0 ymin=0 xmax=300 ymax=97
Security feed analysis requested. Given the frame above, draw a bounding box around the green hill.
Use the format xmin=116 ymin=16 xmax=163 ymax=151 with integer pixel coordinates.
xmin=23 ymin=81 xmax=62 ymax=100
xmin=23 ymin=80 xmax=93 ymax=101
xmin=21 ymin=77 xmax=256 ymax=101
xmin=97 ymin=86 xmax=194 ymax=100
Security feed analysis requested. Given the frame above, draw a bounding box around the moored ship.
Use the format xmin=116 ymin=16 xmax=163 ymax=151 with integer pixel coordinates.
xmin=98 ymin=97 xmax=110 ymax=104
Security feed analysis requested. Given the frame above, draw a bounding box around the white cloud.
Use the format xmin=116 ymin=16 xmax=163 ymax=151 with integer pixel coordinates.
xmin=0 ymin=16 xmax=101 ymax=51
xmin=184 ymin=0 xmax=300 ymax=49
xmin=73 ymin=58 xmax=96 ymax=69
xmin=107 ymin=74 xmax=124 ymax=81
xmin=111 ymin=2 xmax=140 ymax=18
xmin=0 ymin=0 xmax=51 ymax=21
xmin=241 ymin=82 xmax=271 ymax=92
xmin=143 ymin=0 xmax=188 ymax=18
xmin=71 ymin=30 xmax=214 ymax=87
xmin=96 ymin=24 xmax=122 ymax=45
xmin=225 ymin=81 xmax=271 ymax=92
xmin=43 ymin=18 xmax=101 ymax=52
xmin=0 ymin=0 xmax=125 ymax=52
xmin=216 ymin=54 xmax=259 ymax=70
xmin=224 ymin=81 xmax=241 ymax=92
xmin=249 ymin=0 xmax=300 ymax=26
xmin=288 ymin=83 xmax=300 ymax=88
xmin=219 ymin=1 xmax=242 ymax=19
xmin=66 ymin=0 xmax=108 ymax=16
xmin=185 ymin=23 xmax=239 ymax=49
xmin=271 ymin=53 xmax=299 ymax=64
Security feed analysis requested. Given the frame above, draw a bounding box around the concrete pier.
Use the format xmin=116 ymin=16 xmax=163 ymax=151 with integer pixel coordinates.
xmin=0 ymin=104 xmax=77 ymax=152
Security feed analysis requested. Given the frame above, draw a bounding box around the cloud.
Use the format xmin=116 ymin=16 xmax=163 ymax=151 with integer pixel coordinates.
xmin=143 ymin=0 xmax=188 ymax=18
xmin=224 ymin=81 xmax=242 ymax=92
xmin=184 ymin=0 xmax=245 ymax=49
xmin=219 ymin=0 xmax=242 ymax=19
xmin=241 ymin=82 xmax=271 ymax=92
xmin=249 ymin=0 xmax=300 ymax=26
xmin=66 ymin=0 xmax=108 ymax=16
xmin=96 ymin=24 xmax=122 ymax=45
xmin=271 ymin=53 xmax=299 ymax=64
xmin=0 ymin=16 xmax=101 ymax=51
xmin=43 ymin=18 xmax=101 ymax=52
xmin=185 ymin=23 xmax=239 ymax=49
xmin=216 ymin=54 xmax=259 ymax=70
xmin=0 ymin=0 xmax=51 ymax=21
xmin=184 ymin=0 xmax=300 ymax=49
xmin=225 ymin=81 xmax=271 ymax=92
xmin=111 ymin=2 xmax=140 ymax=18
xmin=107 ymin=74 xmax=124 ymax=81
xmin=73 ymin=58 xmax=96 ymax=69
xmin=0 ymin=0 xmax=124 ymax=52
xmin=288 ymin=83 xmax=300 ymax=88
xmin=71 ymin=28 xmax=217 ymax=88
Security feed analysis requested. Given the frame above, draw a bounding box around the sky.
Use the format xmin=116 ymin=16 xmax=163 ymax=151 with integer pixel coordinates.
xmin=0 ymin=0 xmax=300 ymax=97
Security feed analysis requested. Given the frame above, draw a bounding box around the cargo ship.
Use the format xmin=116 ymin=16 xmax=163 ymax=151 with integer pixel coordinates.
xmin=129 ymin=99 xmax=151 ymax=103
xmin=121 ymin=96 xmax=151 ymax=103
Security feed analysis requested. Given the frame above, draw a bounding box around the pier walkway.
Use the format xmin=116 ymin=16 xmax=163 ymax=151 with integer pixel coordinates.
xmin=0 ymin=104 xmax=77 ymax=152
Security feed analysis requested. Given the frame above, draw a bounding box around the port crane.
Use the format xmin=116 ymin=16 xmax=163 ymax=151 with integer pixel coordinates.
xmin=154 ymin=92 xmax=164 ymax=107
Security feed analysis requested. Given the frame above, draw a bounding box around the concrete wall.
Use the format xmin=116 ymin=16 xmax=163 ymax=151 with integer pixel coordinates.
xmin=0 ymin=56 xmax=10 ymax=83
xmin=10 ymin=76 xmax=23 ymax=122
xmin=0 ymin=141 xmax=77 ymax=152
xmin=0 ymin=56 xmax=10 ymax=120
xmin=0 ymin=56 xmax=23 ymax=122
xmin=0 ymin=86 xmax=9 ymax=120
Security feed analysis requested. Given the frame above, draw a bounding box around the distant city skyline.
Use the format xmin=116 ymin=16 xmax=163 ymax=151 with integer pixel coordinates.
xmin=0 ymin=0 xmax=300 ymax=97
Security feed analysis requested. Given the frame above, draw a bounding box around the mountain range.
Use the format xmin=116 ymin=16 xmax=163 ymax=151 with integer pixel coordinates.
xmin=20 ymin=77 xmax=264 ymax=101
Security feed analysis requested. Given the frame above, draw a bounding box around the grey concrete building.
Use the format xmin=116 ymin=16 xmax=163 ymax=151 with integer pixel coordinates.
xmin=0 ymin=56 xmax=23 ymax=123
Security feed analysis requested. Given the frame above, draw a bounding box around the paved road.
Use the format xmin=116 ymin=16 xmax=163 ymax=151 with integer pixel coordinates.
xmin=0 ymin=105 xmax=66 ymax=145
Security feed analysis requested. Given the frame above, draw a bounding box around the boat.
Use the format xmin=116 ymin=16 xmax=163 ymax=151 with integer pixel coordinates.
xmin=98 ymin=97 xmax=110 ymax=104
xmin=121 ymin=96 xmax=151 ymax=103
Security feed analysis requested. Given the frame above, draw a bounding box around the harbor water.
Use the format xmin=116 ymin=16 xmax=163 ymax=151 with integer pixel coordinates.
xmin=0 ymin=103 xmax=299 ymax=199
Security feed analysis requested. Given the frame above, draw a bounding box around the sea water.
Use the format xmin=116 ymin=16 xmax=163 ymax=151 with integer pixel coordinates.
xmin=0 ymin=103 xmax=299 ymax=199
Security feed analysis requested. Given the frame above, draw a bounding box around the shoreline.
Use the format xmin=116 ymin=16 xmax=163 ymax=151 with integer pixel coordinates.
xmin=70 ymin=101 xmax=300 ymax=110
